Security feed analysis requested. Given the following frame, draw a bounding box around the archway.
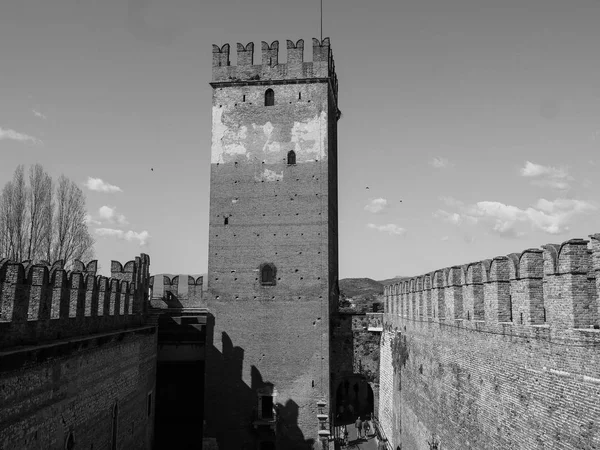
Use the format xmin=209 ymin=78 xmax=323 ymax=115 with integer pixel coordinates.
xmin=334 ymin=375 xmax=374 ymax=424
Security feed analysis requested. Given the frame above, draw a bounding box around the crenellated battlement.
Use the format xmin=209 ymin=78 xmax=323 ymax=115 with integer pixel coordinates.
xmin=0 ymin=254 xmax=150 ymax=349
xmin=383 ymin=234 xmax=600 ymax=330
xmin=211 ymin=38 xmax=338 ymax=94
xmin=149 ymin=273 xmax=207 ymax=309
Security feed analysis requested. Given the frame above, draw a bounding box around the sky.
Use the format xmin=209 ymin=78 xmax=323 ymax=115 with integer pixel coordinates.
xmin=0 ymin=0 xmax=599 ymax=280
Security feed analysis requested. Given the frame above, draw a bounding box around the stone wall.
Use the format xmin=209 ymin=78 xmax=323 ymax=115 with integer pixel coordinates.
xmin=379 ymin=235 xmax=600 ymax=450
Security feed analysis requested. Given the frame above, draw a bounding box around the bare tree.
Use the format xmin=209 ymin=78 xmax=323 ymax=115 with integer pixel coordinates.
xmin=52 ymin=175 xmax=95 ymax=269
xmin=0 ymin=166 xmax=28 ymax=261
xmin=26 ymin=164 xmax=53 ymax=261
xmin=0 ymin=165 xmax=95 ymax=268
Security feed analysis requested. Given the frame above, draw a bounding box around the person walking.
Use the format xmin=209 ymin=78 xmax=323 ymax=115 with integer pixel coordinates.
xmin=355 ymin=416 xmax=363 ymax=439
xmin=363 ymin=417 xmax=371 ymax=437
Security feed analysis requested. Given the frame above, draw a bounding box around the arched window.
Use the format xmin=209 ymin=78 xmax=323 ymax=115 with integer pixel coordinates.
xmin=287 ymin=150 xmax=296 ymax=165
xmin=260 ymin=263 xmax=276 ymax=286
xmin=265 ymin=89 xmax=274 ymax=106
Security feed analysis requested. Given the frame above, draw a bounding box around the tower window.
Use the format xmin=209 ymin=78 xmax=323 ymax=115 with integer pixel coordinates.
xmin=287 ymin=150 xmax=296 ymax=165
xmin=261 ymin=395 xmax=274 ymax=419
xmin=260 ymin=263 xmax=276 ymax=286
xmin=265 ymin=89 xmax=274 ymax=106
xmin=224 ymin=216 xmax=229 ymax=225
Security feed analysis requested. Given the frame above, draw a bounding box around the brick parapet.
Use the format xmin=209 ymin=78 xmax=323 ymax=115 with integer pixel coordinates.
xmin=211 ymin=38 xmax=338 ymax=106
xmin=0 ymin=253 xmax=150 ymax=349
xmin=382 ymin=234 xmax=600 ymax=330
xmin=148 ymin=274 xmax=207 ymax=309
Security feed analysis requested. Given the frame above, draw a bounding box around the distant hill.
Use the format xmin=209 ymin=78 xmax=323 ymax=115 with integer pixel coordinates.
xmin=338 ymin=278 xmax=384 ymax=297
xmin=337 ymin=276 xmax=411 ymax=314
xmin=376 ymin=276 xmax=411 ymax=286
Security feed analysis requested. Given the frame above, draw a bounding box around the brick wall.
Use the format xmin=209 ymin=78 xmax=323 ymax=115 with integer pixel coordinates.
xmin=149 ymin=274 xmax=207 ymax=309
xmin=0 ymin=254 xmax=150 ymax=349
xmin=379 ymin=235 xmax=600 ymax=449
xmin=0 ymin=326 xmax=157 ymax=450
xmin=204 ymin=37 xmax=339 ymax=450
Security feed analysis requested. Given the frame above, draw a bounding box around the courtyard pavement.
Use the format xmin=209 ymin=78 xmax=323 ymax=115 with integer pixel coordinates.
xmin=342 ymin=424 xmax=379 ymax=450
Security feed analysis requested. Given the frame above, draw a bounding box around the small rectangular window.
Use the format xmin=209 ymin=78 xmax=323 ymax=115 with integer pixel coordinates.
xmin=261 ymin=395 xmax=273 ymax=419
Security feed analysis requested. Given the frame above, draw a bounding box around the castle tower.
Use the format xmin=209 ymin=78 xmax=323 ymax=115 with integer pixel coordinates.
xmin=204 ymin=38 xmax=340 ymax=449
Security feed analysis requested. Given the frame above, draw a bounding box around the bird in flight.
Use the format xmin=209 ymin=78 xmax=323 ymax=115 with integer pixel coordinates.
xmin=151 ymin=168 xmax=154 ymax=171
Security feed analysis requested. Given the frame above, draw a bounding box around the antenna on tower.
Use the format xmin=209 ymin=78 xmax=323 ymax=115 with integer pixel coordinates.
xmin=320 ymin=0 xmax=323 ymax=42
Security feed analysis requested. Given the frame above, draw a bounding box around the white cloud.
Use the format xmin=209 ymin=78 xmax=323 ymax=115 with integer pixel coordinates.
xmin=429 ymin=157 xmax=453 ymax=169
xmin=367 ymin=223 xmax=406 ymax=236
xmin=365 ymin=198 xmax=388 ymax=214
xmin=84 ymin=214 xmax=101 ymax=226
xmin=32 ymin=109 xmax=47 ymax=120
xmin=85 ymin=177 xmax=123 ymax=193
xmin=0 ymin=127 xmax=42 ymax=144
xmin=520 ymin=161 xmax=572 ymax=190
xmin=466 ymin=198 xmax=596 ymax=236
xmin=98 ymin=206 xmax=128 ymax=225
xmin=441 ymin=236 xmax=449 ymax=241
xmin=435 ymin=194 xmax=596 ymax=238
xmin=95 ymin=228 xmax=150 ymax=245
xmin=433 ymin=209 xmax=464 ymax=225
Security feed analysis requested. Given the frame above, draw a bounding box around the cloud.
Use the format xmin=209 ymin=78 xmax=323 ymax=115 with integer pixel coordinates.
xmin=98 ymin=206 xmax=128 ymax=225
xmin=95 ymin=228 xmax=150 ymax=245
xmin=441 ymin=236 xmax=449 ymax=241
xmin=84 ymin=214 xmax=101 ymax=226
xmin=85 ymin=177 xmax=123 ymax=193
xmin=433 ymin=209 xmax=464 ymax=225
xmin=435 ymin=194 xmax=596 ymax=238
xmin=32 ymin=109 xmax=47 ymax=120
xmin=364 ymin=198 xmax=388 ymax=214
xmin=0 ymin=127 xmax=42 ymax=144
xmin=429 ymin=157 xmax=453 ymax=169
xmin=520 ymin=161 xmax=572 ymax=190
xmin=466 ymin=198 xmax=596 ymax=236
xmin=367 ymin=223 xmax=406 ymax=236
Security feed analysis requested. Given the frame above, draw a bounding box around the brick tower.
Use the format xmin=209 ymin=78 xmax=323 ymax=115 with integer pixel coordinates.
xmin=203 ymin=38 xmax=340 ymax=450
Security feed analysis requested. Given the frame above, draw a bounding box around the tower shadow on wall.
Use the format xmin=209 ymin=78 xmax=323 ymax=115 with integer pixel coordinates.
xmin=204 ymin=314 xmax=315 ymax=450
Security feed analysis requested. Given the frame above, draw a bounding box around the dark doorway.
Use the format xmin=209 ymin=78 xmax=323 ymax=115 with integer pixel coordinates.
xmin=154 ymin=361 xmax=204 ymax=449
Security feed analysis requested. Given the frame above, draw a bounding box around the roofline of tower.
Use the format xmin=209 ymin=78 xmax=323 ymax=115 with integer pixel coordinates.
xmin=210 ymin=77 xmax=339 ymax=114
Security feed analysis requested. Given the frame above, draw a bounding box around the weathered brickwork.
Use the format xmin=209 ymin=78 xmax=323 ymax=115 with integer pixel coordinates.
xmin=0 ymin=255 xmax=150 ymax=349
xmin=0 ymin=327 xmax=157 ymax=450
xmin=0 ymin=254 xmax=156 ymax=450
xmin=379 ymin=235 xmax=600 ymax=450
xmin=204 ymin=38 xmax=339 ymax=450
xmin=149 ymin=274 xmax=207 ymax=309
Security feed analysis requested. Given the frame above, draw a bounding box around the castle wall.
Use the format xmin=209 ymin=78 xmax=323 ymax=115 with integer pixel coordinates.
xmin=379 ymin=235 xmax=600 ymax=450
xmin=0 ymin=255 xmax=150 ymax=349
xmin=0 ymin=254 xmax=156 ymax=450
xmin=149 ymin=274 xmax=207 ymax=309
xmin=205 ymin=38 xmax=338 ymax=450
xmin=0 ymin=327 xmax=157 ymax=450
